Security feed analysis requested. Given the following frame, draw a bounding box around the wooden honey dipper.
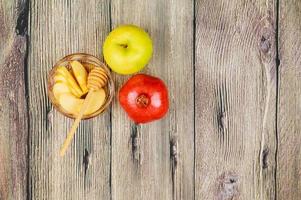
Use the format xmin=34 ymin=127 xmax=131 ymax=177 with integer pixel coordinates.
xmin=60 ymin=67 xmax=108 ymax=157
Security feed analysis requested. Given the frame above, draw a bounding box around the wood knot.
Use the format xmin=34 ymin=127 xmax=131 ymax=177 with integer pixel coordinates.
xmin=83 ymin=149 xmax=90 ymax=176
xmin=170 ymin=138 xmax=178 ymax=199
xmin=216 ymin=86 xmax=228 ymax=140
xmin=217 ymin=111 xmax=227 ymax=131
xmin=16 ymin=2 xmax=29 ymax=36
xmin=258 ymin=26 xmax=275 ymax=60
xmin=170 ymin=138 xmax=178 ymax=168
xmin=260 ymin=35 xmax=271 ymax=53
xmin=130 ymin=124 xmax=141 ymax=165
xmin=262 ymin=148 xmax=269 ymax=169
xmin=216 ymin=172 xmax=239 ymax=200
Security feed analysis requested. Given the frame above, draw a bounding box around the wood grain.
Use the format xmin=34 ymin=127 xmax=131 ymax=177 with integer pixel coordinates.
xmin=110 ymin=0 xmax=194 ymax=199
xmin=195 ymin=0 xmax=277 ymax=199
xmin=2 ymin=0 xmax=301 ymax=199
xmin=277 ymin=0 xmax=301 ymax=198
xmin=28 ymin=1 xmax=111 ymax=199
xmin=0 ymin=0 xmax=28 ymax=199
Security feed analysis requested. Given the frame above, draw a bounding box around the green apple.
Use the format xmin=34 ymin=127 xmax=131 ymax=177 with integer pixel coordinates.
xmin=103 ymin=24 xmax=153 ymax=74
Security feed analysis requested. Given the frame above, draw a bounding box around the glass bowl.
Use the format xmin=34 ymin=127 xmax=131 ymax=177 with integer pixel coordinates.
xmin=47 ymin=53 xmax=114 ymax=119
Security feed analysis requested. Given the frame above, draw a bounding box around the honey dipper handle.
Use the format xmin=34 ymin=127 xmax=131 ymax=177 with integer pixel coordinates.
xmin=60 ymin=91 xmax=95 ymax=157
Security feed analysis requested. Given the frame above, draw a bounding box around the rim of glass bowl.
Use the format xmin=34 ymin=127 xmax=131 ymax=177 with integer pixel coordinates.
xmin=47 ymin=53 xmax=114 ymax=120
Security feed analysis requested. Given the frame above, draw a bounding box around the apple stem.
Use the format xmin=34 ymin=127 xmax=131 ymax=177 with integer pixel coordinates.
xmin=120 ymin=44 xmax=128 ymax=48
xmin=136 ymin=94 xmax=150 ymax=108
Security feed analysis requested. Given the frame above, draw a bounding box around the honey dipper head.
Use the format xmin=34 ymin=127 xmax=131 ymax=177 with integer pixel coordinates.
xmin=87 ymin=67 xmax=108 ymax=90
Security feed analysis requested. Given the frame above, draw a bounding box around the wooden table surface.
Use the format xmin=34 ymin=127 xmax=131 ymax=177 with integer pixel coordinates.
xmin=0 ymin=0 xmax=300 ymax=199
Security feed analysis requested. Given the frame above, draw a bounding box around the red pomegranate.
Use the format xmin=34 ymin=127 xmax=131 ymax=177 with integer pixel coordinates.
xmin=119 ymin=74 xmax=169 ymax=124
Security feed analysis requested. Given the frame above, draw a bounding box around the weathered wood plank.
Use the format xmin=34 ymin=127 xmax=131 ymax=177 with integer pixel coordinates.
xmin=195 ymin=0 xmax=277 ymax=199
xmin=110 ymin=0 xmax=194 ymax=199
xmin=28 ymin=1 xmax=111 ymax=199
xmin=277 ymin=0 xmax=301 ymax=198
xmin=0 ymin=0 xmax=28 ymax=199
